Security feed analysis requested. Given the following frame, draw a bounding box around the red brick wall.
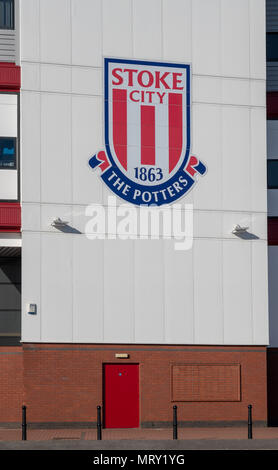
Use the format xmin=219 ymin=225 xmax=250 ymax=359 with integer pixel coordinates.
xmin=21 ymin=344 xmax=267 ymax=426
xmin=0 ymin=347 xmax=23 ymax=422
xmin=172 ymin=364 xmax=241 ymax=402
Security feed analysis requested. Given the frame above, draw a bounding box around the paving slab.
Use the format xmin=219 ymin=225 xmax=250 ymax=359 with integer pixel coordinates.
xmin=0 ymin=439 xmax=278 ymax=450
xmin=0 ymin=426 xmax=278 ymax=450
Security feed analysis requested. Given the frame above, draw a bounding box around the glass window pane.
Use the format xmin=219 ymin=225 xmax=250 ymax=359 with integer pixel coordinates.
xmin=268 ymin=160 xmax=278 ymax=188
xmin=0 ymin=0 xmax=14 ymax=30
xmin=267 ymin=33 xmax=278 ymax=62
xmin=0 ymin=137 xmax=16 ymax=169
xmin=0 ymin=258 xmax=21 ymax=338
xmin=5 ymin=3 xmax=10 ymax=27
xmin=0 ymin=4 xmax=4 ymax=29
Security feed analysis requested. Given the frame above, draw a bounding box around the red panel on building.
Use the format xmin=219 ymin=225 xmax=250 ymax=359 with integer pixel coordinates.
xmin=0 ymin=203 xmax=21 ymax=232
xmin=104 ymin=364 xmax=139 ymax=428
xmin=268 ymin=217 xmax=278 ymax=245
xmin=0 ymin=62 xmax=21 ymax=92
xmin=267 ymin=92 xmax=278 ymax=120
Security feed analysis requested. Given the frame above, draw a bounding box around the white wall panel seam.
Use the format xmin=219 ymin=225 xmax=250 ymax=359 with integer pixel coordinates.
xmin=20 ymin=81 xmax=265 ymax=97
xmin=22 ymin=202 xmax=268 ymax=216
xmin=248 ymin=104 xmax=255 ymax=343
xmin=38 ymin=1 xmax=42 ymax=205
xmin=131 ymin=239 xmax=135 ymax=342
xmin=190 ymin=0 xmax=193 ymax=63
xmin=20 ymin=340 xmax=268 ymax=346
xmin=70 ymin=0 xmax=73 ymax=68
xmin=20 ymin=60 xmax=267 ymax=84
xmin=250 ymin=237 xmax=254 ymax=345
xmin=248 ymin=110 xmax=253 ymax=213
xmin=248 ymin=0 xmax=251 ymax=80
xmin=39 ymin=231 xmax=42 ymax=341
xmin=218 ymin=0 xmax=222 ymax=78
xmin=71 ymin=234 xmax=74 ymax=342
xmin=101 ymin=61 xmax=104 ymax=198
xmin=162 ymin=238 xmax=166 ymax=342
xmin=249 ymin=103 xmax=255 ymax=344
xmin=38 ymin=0 xmax=42 ymax=341
xmin=219 ymin=68 xmax=224 ymax=343
xmin=22 ymin=205 xmax=268 ymax=220
xmin=100 ymin=0 xmax=104 ymax=205
xmin=19 ymin=90 xmax=267 ymax=111
xmin=70 ymin=0 xmax=73 ymax=341
xmin=101 ymin=238 xmax=104 ymax=341
xmin=161 ymin=0 xmax=164 ymax=60
xmin=219 ymin=80 xmax=224 ymax=213
xmin=220 ymin=238 xmax=224 ymax=344
xmin=20 ymin=231 xmax=268 ymax=243
xmin=220 ymin=72 xmax=226 ymax=344
xmin=40 ymin=231 xmax=43 ymax=341
xmin=21 ymin=62 xmax=102 ymax=71
xmin=193 ymin=241 xmax=196 ymax=344
xmin=191 ymin=10 xmax=195 ymax=211
xmin=248 ymin=1 xmax=256 ymax=342
xmin=222 ymin=242 xmax=232 ymax=344
xmin=218 ymin=0 xmax=222 ymax=75
xmin=192 ymin=232 xmax=196 ymax=344
xmin=130 ymin=0 xmax=134 ymax=58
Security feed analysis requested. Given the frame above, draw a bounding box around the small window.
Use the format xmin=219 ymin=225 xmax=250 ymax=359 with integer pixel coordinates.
xmin=0 ymin=257 xmax=21 ymax=342
xmin=0 ymin=0 xmax=14 ymax=30
xmin=268 ymin=159 xmax=278 ymax=189
xmin=267 ymin=33 xmax=278 ymax=62
xmin=0 ymin=137 xmax=16 ymax=169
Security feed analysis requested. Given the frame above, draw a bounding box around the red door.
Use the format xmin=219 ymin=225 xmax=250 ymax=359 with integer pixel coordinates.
xmin=104 ymin=364 xmax=139 ymax=428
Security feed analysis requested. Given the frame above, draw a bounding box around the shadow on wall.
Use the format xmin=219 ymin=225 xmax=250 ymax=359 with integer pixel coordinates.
xmin=233 ymin=231 xmax=259 ymax=240
xmin=53 ymin=225 xmax=82 ymax=235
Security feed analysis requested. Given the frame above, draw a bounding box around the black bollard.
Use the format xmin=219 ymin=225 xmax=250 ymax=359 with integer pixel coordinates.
xmin=22 ymin=405 xmax=27 ymax=441
xmin=97 ymin=405 xmax=102 ymax=440
xmin=173 ymin=405 xmax=178 ymax=440
xmin=248 ymin=404 xmax=253 ymax=439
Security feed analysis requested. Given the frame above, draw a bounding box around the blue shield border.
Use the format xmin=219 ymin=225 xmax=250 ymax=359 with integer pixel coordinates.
xmin=89 ymin=57 xmax=207 ymax=206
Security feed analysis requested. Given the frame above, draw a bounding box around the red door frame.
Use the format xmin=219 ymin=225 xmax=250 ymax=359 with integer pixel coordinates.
xmin=103 ymin=363 xmax=140 ymax=429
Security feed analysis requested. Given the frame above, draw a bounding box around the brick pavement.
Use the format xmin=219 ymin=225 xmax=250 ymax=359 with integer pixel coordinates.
xmin=0 ymin=426 xmax=278 ymax=441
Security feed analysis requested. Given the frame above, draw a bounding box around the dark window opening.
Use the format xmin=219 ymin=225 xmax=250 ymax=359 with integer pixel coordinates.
xmin=0 ymin=0 xmax=14 ymax=30
xmin=267 ymin=33 xmax=278 ymax=62
xmin=0 ymin=256 xmax=21 ymax=345
xmin=267 ymin=159 xmax=278 ymax=189
xmin=268 ymin=217 xmax=278 ymax=246
xmin=0 ymin=137 xmax=16 ymax=169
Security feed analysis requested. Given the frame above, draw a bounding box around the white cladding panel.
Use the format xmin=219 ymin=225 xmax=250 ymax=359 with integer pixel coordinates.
xmin=21 ymin=0 xmax=268 ymax=345
xmin=0 ymin=94 xmax=18 ymax=200
xmin=0 ymin=171 xmax=17 ymax=200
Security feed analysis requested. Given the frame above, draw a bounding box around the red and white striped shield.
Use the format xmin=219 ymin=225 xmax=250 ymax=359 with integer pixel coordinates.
xmin=105 ymin=58 xmax=190 ymax=187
